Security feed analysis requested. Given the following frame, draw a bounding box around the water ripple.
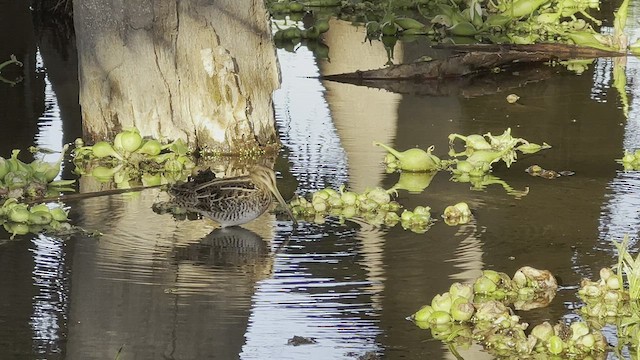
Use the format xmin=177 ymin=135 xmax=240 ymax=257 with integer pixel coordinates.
xmin=29 ymin=234 xmax=69 ymax=357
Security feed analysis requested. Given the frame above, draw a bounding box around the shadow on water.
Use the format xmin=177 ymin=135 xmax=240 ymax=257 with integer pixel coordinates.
xmin=3 ymin=1 xmax=640 ymax=359
xmin=173 ymin=228 xmax=270 ymax=270
xmin=64 ymin=190 xmax=276 ymax=359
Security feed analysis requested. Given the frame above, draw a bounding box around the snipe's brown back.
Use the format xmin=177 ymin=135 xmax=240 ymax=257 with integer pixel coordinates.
xmin=168 ymin=165 xmax=296 ymax=227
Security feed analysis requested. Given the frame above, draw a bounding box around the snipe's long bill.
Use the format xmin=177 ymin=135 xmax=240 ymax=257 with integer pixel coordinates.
xmin=168 ymin=165 xmax=297 ymax=228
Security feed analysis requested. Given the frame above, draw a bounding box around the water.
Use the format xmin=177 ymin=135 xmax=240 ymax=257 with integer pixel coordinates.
xmin=2 ymin=1 xmax=640 ymax=359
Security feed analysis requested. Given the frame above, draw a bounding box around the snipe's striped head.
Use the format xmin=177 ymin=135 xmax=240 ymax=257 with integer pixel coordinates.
xmin=249 ymin=165 xmax=297 ymax=226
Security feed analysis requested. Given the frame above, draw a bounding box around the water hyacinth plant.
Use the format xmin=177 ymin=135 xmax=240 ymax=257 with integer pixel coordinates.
xmin=446 ymin=128 xmax=547 ymax=195
xmin=404 ymin=235 xmax=640 ymax=358
xmin=411 ymin=267 xmax=558 ymax=319
xmin=73 ymin=128 xmax=195 ymax=188
xmin=423 ymin=0 xmax=619 ymax=51
xmin=578 ymin=237 xmax=640 ymax=320
xmin=375 ymin=142 xmax=441 ymax=172
xmin=376 ymin=129 xmax=548 ymax=197
xmin=0 ymin=198 xmax=71 ymax=239
xmin=571 ymin=236 xmax=640 ymax=357
xmin=619 ymin=149 xmax=640 ymax=171
xmin=289 ymin=129 xmax=550 ymax=230
xmin=0 ymin=145 xmax=75 ymax=201
xmin=289 ymin=185 xmax=403 ymax=227
xmin=0 ymin=144 xmax=81 ymax=238
xmin=442 ymin=202 xmax=472 ymax=226
xmin=409 ymin=267 xmax=609 ymax=358
xmin=448 ymin=128 xmax=551 ymax=169
xmin=288 ymin=183 xmax=442 ymax=233
xmin=399 ymin=206 xmax=433 ymax=233
xmin=578 ymin=265 xmax=630 ymax=320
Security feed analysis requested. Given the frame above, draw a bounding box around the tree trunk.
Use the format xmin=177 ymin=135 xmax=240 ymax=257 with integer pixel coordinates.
xmin=73 ymin=0 xmax=280 ymax=153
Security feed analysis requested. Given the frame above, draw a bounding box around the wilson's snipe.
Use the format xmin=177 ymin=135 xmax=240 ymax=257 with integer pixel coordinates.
xmin=168 ymin=165 xmax=297 ymax=227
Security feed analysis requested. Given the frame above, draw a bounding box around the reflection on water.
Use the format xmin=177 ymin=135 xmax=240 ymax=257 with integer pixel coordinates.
xmin=30 ymin=234 xmax=69 ymax=357
xmin=447 ymin=220 xmax=485 ymax=282
xmin=596 ymin=9 xmax=640 ymax=256
xmin=34 ymin=49 xmax=65 ymax=164
xmin=241 ymin=220 xmax=383 ymax=359
xmin=599 ymin=171 xmax=640 ymax=247
xmin=257 ymin=32 xmax=392 ymax=358
xmin=66 ymin=191 xmax=275 ymax=359
xmin=320 ymin=19 xmax=402 ymax=192
xmin=174 ymin=228 xmax=269 ymax=268
xmin=172 ymin=227 xmax=274 ymax=292
xmin=274 ymin=48 xmax=349 ymax=192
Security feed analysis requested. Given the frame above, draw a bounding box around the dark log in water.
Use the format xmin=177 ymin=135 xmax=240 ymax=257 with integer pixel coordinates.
xmin=432 ymin=43 xmax=625 ymax=58
xmin=324 ymin=63 xmax=555 ymax=98
xmin=322 ymin=43 xmax=624 ymax=82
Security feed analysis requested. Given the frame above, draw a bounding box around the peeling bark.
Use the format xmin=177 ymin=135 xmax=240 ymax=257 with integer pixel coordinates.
xmin=74 ymin=0 xmax=280 ymax=152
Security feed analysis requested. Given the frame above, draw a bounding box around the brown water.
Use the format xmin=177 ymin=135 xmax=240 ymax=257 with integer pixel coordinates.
xmin=2 ymin=2 xmax=640 ymax=359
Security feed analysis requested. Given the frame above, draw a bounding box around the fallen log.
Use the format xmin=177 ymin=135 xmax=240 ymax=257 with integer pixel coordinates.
xmin=322 ymin=43 xmax=624 ymax=82
xmin=337 ymin=63 xmax=554 ymax=98
xmin=432 ymin=43 xmax=625 ymax=58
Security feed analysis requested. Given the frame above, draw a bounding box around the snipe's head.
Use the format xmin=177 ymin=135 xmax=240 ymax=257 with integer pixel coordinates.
xmin=249 ymin=165 xmax=297 ymax=226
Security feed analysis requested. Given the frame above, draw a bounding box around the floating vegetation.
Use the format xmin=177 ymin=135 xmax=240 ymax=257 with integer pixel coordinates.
xmin=579 ymin=237 xmax=640 ymax=317
xmin=0 ymin=145 xmax=84 ymax=238
xmin=560 ymin=58 xmax=596 ymax=75
xmin=576 ymin=236 xmax=640 ymax=356
xmin=0 ymin=128 xmax=199 ymax=238
xmin=578 ymin=266 xmax=629 ymax=320
xmin=410 ymin=238 xmax=640 ymax=358
xmin=290 ymin=129 xmax=550 ymax=229
xmin=399 ymin=206 xmax=433 ymax=233
xmin=445 ymin=128 xmax=548 ymax=195
xmin=0 ymin=199 xmax=71 ymax=239
xmin=268 ymin=0 xmax=307 ymax=14
xmin=472 ymin=267 xmax=558 ymax=307
xmin=287 ymin=183 xmax=446 ymax=232
xmin=426 ymin=0 xmax=613 ymax=48
xmin=525 ymin=164 xmax=575 ymax=179
xmin=273 ymin=20 xmax=330 ymax=42
xmin=73 ymin=128 xmax=195 ymax=188
xmin=619 ymin=150 xmax=640 ymax=171
xmin=442 ymin=202 xmax=472 ymax=226
xmin=376 ymin=142 xmax=442 ymax=172
xmin=0 ymin=146 xmax=78 ymax=238
xmin=289 ymin=186 xmax=403 ymax=227
xmin=0 ymin=145 xmax=75 ymax=201
xmin=448 ymin=128 xmax=550 ymax=168
xmin=376 ymin=128 xmax=548 ymax=197
xmin=268 ymin=0 xmax=332 ymax=59
xmin=286 ymin=182 xmax=448 ymax=232
xmin=410 ymin=267 xmax=609 ymax=358
xmin=506 ymin=93 xmax=520 ymax=104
